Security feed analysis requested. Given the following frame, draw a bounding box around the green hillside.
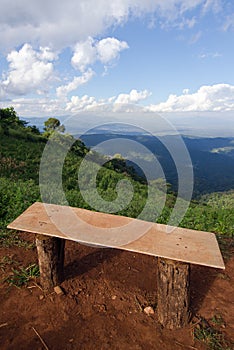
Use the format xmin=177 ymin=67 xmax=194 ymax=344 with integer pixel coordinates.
xmin=0 ymin=107 xmax=233 ymax=246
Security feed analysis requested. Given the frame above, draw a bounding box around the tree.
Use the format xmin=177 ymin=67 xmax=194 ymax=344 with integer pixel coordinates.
xmin=113 ymin=153 xmax=124 ymax=160
xmin=26 ymin=125 xmax=41 ymax=135
xmin=0 ymin=107 xmax=26 ymax=135
xmin=43 ymin=117 xmax=65 ymax=137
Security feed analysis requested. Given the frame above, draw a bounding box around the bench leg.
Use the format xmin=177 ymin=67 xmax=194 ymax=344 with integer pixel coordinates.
xmin=157 ymin=257 xmax=190 ymax=329
xmin=35 ymin=234 xmax=65 ymax=291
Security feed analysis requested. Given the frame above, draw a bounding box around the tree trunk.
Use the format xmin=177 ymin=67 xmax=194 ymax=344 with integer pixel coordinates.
xmin=157 ymin=257 xmax=190 ymax=329
xmin=35 ymin=235 xmax=65 ymax=291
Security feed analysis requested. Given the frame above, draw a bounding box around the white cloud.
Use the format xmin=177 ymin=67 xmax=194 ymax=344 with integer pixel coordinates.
xmin=0 ymin=36 xmax=128 ymax=99
xmin=65 ymin=97 xmax=144 ymax=115
xmin=64 ymin=89 xmax=151 ymax=114
xmin=147 ymin=84 xmax=234 ymax=112
xmin=0 ymin=97 xmax=65 ymax=117
xmin=3 ymin=83 xmax=234 ymax=123
xmin=65 ymin=95 xmax=101 ymax=113
xmin=0 ymin=44 xmax=56 ymax=97
xmin=5 ymin=83 xmax=234 ymax=117
xmin=0 ymin=1 xmax=222 ymax=51
xmin=72 ymin=37 xmax=129 ymax=72
xmin=39 ymin=47 xmax=58 ymax=61
xmin=0 ymin=1 xmax=225 ymax=104
xmin=56 ymin=69 xmax=95 ymax=99
xmin=114 ymin=89 xmax=151 ymax=104
xmin=71 ymin=38 xmax=97 ymax=72
xmin=96 ymin=38 xmax=129 ymax=63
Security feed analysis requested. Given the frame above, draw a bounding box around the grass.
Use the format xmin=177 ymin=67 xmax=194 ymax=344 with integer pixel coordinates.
xmin=0 ymin=255 xmax=17 ymax=271
xmin=194 ymin=317 xmax=233 ymax=350
xmin=210 ymin=315 xmax=225 ymax=327
xmin=0 ymin=229 xmax=34 ymax=249
xmin=6 ymin=263 xmax=40 ymax=287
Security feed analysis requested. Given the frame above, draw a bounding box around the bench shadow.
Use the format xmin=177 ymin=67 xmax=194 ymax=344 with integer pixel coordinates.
xmin=64 ymin=245 xmax=122 ymax=280
xmin=63 ymin=242 xmax=220 ymax=319
xmin=190 ymin=264 xmax=219 ymax=316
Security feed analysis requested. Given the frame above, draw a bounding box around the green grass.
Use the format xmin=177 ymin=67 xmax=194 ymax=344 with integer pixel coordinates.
xmin=194 ymin=317 xmax=233 ymax=350
xmin=210 ymin=315 xmax=225 ymax=327
xmin=0 ymin=112 xmax=233 ymax=251
xmin=0 ymin=255 xmax=18 ymax=271
xmin=0 ymin=229 xmax=34 ymax=249
xmin=6 ymin=263 xmax=40 ymax=287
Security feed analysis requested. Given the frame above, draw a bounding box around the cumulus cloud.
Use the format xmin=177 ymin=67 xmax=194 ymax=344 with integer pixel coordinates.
xmin=72 ymin=37 xmax=129 ymax=72
xmin=0 ymin=44 xmax=56 ymax=97
xmin=3 ymin=83 xmax=234 ymax=118
xmin=0 ymin=97 xmax=65 ymax=117
xmin=71 ymin=38 xmax=97 ymax=72
xmin=56 ymin=69 xmax=95 ymax=99
xmin=96 ymin=38 xmax=129 ymax=63
xmin=65 ymin=95 xmax=101 ymax=113
xmin=0 ymin=1 xmax=225 ymax=104
xmin=0 ymin=0 xmax=222 ymax=51
xmin=147 ymin=84 xmax=234 ymax=112
xmin=0 ymin=35 xmax=128 ymax=99
xmin=114 ymin=89 xmax=151 ymax=104
xmin=0 ymin=0 xmax=131 ymax=51
xmin=64 ymin=89 xmax=151 ymax=114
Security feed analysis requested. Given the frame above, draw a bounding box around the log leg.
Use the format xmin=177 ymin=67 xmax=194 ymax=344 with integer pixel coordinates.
xmin=35 ymin=235 xmax=65 ymax=291
xmin=157 ymin=257 xmax=190 ymax=329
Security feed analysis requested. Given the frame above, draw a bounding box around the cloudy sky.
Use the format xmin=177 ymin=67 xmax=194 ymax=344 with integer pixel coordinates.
xmin=0 ymin=0 xmax=234 ymax=136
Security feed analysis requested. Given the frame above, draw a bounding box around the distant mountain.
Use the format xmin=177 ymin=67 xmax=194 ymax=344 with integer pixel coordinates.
xmin=80 ymin=133 xmax=234 ymax=197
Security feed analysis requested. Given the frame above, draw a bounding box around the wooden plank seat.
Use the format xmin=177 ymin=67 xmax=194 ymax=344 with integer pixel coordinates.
xmin=7 ymin=202 xmax=225 ymax=329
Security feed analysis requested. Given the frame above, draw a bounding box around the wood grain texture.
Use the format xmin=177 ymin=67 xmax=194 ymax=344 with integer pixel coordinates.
xmin=35 ymin=234 xmax=65 ymax=290
xmin=157 ymin=258 xmax=190 ymax=329
xmin=7 ymin=202 xmax=225 ymax=269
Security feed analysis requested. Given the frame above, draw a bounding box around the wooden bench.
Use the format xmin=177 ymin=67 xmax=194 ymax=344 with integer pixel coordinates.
xmin=7 ymin=202 xmax=225 ymax=330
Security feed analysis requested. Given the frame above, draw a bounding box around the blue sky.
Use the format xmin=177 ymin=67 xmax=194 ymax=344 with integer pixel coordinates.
xmin=0 ymin=0 xmax=234 ymax=136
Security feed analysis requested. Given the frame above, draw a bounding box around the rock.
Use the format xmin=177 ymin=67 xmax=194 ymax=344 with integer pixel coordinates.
xmin=144 ymin=306 xmax=154 ymax=316
xmin=54 ymin=286 xmax=64 ymax=296
xmin=39 ymin=295 xmax=44 ymax=300
xmin=111 ymin=295 xmax=117 ymax=300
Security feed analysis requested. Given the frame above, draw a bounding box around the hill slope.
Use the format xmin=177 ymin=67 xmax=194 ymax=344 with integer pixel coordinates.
xmin=80 ymin=133 xmax=234 ymax=196
xmin=0 ymin=109 xmax=233 ymax=237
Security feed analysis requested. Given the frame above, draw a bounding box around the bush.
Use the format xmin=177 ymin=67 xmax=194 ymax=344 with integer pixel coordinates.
xmin=0 ymin=177 xmax=40 ymax=226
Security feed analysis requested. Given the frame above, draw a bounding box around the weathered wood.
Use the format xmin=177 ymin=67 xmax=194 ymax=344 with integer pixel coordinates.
xmin=35 ymin=234 xmax=65 ymax=290
xmin=7 ymin=202 xmax=225 ymax=269
xmin=7 ymin=202 xmax=226 ymax=329
xmin=157 ymin=257 xmax=190 ymax=329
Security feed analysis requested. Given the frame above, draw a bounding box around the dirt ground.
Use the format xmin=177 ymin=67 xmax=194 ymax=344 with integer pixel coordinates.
xmin=0 ymin=233 xmax=233 ymax=350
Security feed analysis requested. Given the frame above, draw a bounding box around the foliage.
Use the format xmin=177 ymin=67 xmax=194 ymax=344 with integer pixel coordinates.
xmin=194 ymin=317 xmax=233 ymax=350
xmin=26 ymin=125 xmax=41 ymax=135
xmin=0 ymin=108 xmax=233 ymax=251
xmin=0 ymin=255 xmax=17 ymax=271
xmin=81 ymin=133 xmax=234 ymax=197
xmin=0 ymin=107 xmax=26 ymax=135
xmin=181 ymin=192 xmax=234 ymax=237
xmin=0 ymin=229 xmax=35 ymax=248
xmin=6 ymin=263 xmax=40 ymax=287
xmin=0 ymin=177 xmax=40 ymax=227
xmin=43 ymin=117 xmax=65 ymax=137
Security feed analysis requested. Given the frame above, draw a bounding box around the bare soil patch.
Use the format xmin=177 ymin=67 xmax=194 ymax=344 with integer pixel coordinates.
xmin=0 ymin=233 xmax=233 ymax=349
